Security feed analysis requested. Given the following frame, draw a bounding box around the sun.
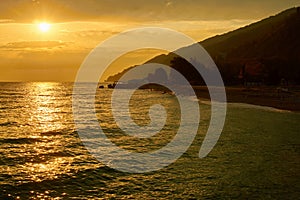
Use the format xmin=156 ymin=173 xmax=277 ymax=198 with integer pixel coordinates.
xmin=38 ymin=22 xmax=51 ymax=32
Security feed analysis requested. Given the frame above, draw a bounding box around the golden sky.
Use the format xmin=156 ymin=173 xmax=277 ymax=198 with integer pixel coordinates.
xmin=0 ymin=0 xmax=299 ymax=81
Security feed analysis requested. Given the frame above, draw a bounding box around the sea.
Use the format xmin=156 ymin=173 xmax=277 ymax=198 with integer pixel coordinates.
xmin=0 ymin=82 xmax=299 ymax=199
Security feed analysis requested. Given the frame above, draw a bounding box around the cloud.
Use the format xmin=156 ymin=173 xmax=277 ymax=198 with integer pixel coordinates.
xmin=0 ymin=19 xmax=14 ymax=23
xmin=0 ymin=0 xmax=298 ymax=23
xmin=0 ymin=40 xmax=70 ymax=50
xmin=60 ymin=29 xmax=120 ymax=38
xmin=0 ymin=47 xmax=88 ymax=81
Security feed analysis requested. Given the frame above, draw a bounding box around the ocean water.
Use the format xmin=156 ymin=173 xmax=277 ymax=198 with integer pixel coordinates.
xmin=0 ymin=82 xmax=299 ymax=199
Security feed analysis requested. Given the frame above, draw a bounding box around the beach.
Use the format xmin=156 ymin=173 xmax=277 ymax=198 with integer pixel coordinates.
xmin=194 ymin=86 xmax=300 ymax=112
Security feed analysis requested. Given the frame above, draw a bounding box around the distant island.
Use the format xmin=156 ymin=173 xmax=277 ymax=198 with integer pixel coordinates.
xmin=105 ymin=7 xmax=300 ymax=111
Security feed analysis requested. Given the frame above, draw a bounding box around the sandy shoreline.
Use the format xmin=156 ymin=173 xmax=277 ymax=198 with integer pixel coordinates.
xmin=100 ymin=83 xmax=300 ymax=112
xmin=193 ymin=86 xmax=300 ymax=112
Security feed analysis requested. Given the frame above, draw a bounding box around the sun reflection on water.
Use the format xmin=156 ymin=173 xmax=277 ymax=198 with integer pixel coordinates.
xmin=5 ymin=82 xmax=102 ymax=184
xmin=1 ymin=82 xmax=104 ymax=197
xmin=26 ymin=82 xmax=64 ymax=133
xmin=13 ymin=83 xmax=68 ymax=182
xmin=23 ymin=157 xmax=73 ymax=182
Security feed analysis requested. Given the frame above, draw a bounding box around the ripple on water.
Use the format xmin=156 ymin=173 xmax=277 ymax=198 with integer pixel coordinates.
xmin=0 ymin=82 xmax=299 ymax=199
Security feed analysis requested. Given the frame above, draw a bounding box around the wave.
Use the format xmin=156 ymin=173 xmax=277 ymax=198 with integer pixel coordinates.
xmin=0 ymin=121 xmax=18 ymax=127
xmin=40 ymin=129 xmax=75 ymax=136
xmin=0 ymin=137 xmax=42 ymax=144
xmin=199 ymin=100 xmax=292 ymax=113
xmin=227 ymin=102 xmax=292 ymax=113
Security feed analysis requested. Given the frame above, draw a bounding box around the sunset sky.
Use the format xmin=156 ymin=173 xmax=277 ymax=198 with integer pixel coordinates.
xmin=0 ymin=0 xmax=299 ymax=81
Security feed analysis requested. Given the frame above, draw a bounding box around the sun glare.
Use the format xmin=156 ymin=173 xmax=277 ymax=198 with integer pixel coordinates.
xmin=38 ymin=22 xmax=51 ymax=32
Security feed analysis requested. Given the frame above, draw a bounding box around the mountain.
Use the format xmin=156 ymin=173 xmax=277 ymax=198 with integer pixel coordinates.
xmin=106 ymin=7 xmax=300 ymax=85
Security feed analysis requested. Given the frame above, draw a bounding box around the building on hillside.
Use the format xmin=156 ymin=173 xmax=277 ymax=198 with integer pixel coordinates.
xmin=239 ymin=60 xmax=267 ymax=86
